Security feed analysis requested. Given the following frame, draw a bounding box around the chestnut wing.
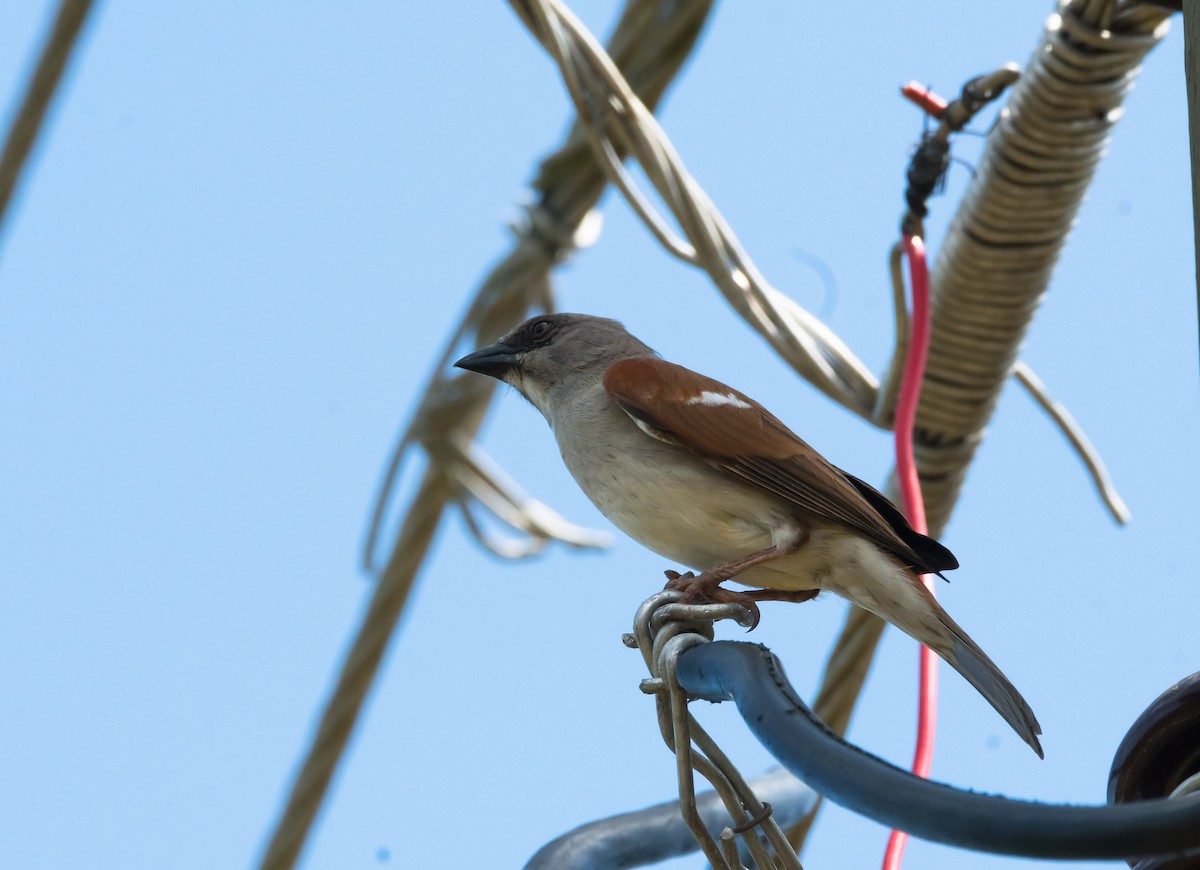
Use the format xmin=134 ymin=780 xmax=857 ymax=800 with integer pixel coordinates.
xmin=603 ymin=357 xmax=956 ymax=574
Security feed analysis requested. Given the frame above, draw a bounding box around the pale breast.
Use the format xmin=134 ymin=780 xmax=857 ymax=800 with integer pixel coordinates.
xmin=550 ymin=385 xmax=785 ymax=570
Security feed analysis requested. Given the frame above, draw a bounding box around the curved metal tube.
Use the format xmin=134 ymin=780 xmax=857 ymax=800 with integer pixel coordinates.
xmin=676 ymin=641 xmax=1200 ymax=861
xmin=524 ymin=766 xmax=817 ymax=869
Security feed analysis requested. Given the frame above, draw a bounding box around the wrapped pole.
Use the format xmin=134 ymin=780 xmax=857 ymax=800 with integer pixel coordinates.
xmin=791 ymin=0 xmax=1173 ymax=851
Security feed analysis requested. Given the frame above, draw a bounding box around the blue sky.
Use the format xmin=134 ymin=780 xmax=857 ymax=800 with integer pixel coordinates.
xmin=0 ymin=2 xmax=1195 ymax=869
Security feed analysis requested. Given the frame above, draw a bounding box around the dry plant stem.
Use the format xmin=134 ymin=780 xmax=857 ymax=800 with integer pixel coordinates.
xmin=0 ymin=0 xmax=95 ymax=245
xmin=785 ymin=0 xmax=1170 ymax=853
xmin=254 ymin=4 xmax=717 ymax=869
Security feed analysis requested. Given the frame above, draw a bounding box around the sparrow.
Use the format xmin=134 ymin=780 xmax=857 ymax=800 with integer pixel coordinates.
xmin=455 ymin=313 xmax=1043 ymax=757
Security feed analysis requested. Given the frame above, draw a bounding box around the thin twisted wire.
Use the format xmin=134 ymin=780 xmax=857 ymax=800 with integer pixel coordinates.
xmin=451 ymin=436 xmax=612 ymax=559
xmin=1013 ymin=361 xmax=1130 ymax=524
xmin=509 ymin=0 xmax=882 ymax=419
xmin=254 ymin=4 xmax=717 ymax=868
xmin=787 ymin=0 xmax=1171 ymax=853
xmin=512 ymin=0 xmax=1138 ymax=544
xmin=514 ymin=0 xmax=1129 ymax=538
xmin=635 ymin=593 xmax=805 ymax=869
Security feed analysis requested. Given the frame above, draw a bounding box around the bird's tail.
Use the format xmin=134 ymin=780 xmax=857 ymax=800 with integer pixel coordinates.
xmin=850 ymin=568 xmax=1044 ymax=758
xmin=909 ymin=590 xmax=1043 ymax=758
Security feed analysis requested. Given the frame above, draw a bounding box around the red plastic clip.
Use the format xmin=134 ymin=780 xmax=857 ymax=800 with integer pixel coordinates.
xmin=901 ymin=81 xmax=947 ymax=119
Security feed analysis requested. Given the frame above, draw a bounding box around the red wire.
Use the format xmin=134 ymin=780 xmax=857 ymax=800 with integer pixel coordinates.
xmin=881 ymin=233 xmax=937 ymax=870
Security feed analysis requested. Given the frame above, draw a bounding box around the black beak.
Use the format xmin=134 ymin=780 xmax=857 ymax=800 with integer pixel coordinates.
xmin=454 ymin=342 xmax=519 ymax=379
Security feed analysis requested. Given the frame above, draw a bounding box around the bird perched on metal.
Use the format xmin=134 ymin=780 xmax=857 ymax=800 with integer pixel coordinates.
xmin=455 ymin=313 xmax=1043 ymax=757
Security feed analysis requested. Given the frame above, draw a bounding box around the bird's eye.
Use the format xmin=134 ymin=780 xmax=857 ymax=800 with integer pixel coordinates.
xmin=531 ymin=320 xmax=551 ymax=339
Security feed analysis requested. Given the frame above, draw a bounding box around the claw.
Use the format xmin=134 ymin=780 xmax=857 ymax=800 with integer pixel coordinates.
xmin=660 ymin=568 xmax=763 ymax=630
xmin=740 ymin=598 xmax=762 ymax=631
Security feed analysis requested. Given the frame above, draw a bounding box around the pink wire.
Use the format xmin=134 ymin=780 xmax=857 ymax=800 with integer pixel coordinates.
xmin=881 ymin=233 xmax=937 ymax=870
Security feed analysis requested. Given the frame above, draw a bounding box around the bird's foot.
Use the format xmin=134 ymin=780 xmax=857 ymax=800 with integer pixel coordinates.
xmin=663 ymin=569 xmax=762 ymax=628
xmin=663 ymin=570 xmax=819 ymax=630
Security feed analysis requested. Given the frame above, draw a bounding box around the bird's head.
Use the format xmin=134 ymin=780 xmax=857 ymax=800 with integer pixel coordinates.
xmin=454 ymin=313 xmax=653 ymax=416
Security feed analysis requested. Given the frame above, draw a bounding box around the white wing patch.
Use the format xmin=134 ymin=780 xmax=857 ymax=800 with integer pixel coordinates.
xmin=628 ymin=414 xmax=676 ymax=444
xmin=686 ymin=390 xmax=751 ymax=409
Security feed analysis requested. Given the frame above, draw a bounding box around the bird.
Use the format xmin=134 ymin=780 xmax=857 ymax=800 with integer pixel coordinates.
xmin=455 ymin=312 xmax=1043 ymax=757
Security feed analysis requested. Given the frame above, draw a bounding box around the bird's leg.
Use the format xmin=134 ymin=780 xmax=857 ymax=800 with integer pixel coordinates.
xmin=739 ymin=588 xmax=820 ymax=604
xmin=663 ymin=531 xmax=812 ymax=628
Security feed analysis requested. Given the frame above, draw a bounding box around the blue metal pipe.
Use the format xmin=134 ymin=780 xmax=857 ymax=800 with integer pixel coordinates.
xmin=524 ymin=766 xmax=816 ymax=869
xmin=676 ymin=640 xmax=1200 ymax=861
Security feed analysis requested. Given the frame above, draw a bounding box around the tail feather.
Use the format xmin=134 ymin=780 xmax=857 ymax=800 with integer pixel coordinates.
xmin=934 ymin=609 xmax=1044 ymax=758
xmin=828 ymin=546 xmax=1043 ymax=756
